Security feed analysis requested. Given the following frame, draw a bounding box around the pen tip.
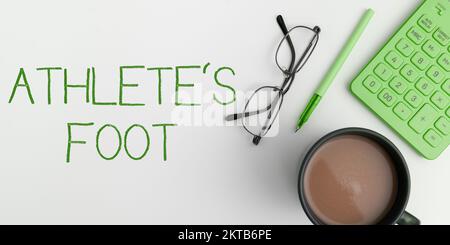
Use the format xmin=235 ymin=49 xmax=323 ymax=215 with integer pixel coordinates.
xmin=296 ymin=120 xmax=307 ymax=132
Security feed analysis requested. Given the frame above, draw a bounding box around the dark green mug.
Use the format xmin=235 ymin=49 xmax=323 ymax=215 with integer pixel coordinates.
xmin=298 ymin=128 xmax=420 ymax=225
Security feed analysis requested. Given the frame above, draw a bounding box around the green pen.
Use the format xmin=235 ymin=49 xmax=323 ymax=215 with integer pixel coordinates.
xmin=296 ymin=9 xmax=374 ymax=131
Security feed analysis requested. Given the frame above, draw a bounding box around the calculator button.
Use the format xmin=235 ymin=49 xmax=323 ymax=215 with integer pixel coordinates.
xmin=389 ymin=77 xmax=408 ymax=95
xmin=424 ymin=129 xmax=442 ymax=148
xmin=396 ymin=39 xmax=415 ymax=57
xmin=426 ymin=66 xmax=445 ymax=84
xmin=374 ymin=63 xmax=392 ymax=81
xmin=409 ymin=104 xmax=438 ymax=133
xmin=404 ymin=90 xmax=423 ymax=108
xmin=433 ymin=28 xmax=450 ymax=46
xmin=400 ymin=64 xmax=419 ymax=82
xmin=407 ymin=27 xmax=426 ymax=45
xmin=435 ymin=117 xmax=450 ymax=136
xmin=443 ymin=79 xmax=450 ymax=95
xmin=385 ymin=51 xmax=404 ymax=69
xmin=411 ymin=52 xmax=430 ymax=70
xmin=394 ymin=102 xmax=413 ymax=120
xmin=437 ymin=53 xmax=450 ymax=72
xmin=378 ymin=88 xmax=397 ymax=107
xmin=418 ymin=15 xmax=436 ymax=33
xmin=415 ymin=77 xmax=435 ymax=96
xmin=422 ymin=40 xmax=441 ymax=58
xmin=363 ymin=76 xmax=382 ymax=94
xmin=430 ymin=91 xmax=449 ymax=110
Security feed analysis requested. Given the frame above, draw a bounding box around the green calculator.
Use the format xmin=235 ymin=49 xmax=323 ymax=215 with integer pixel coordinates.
xmin=351 ymin=0 xmax=450 ymax=160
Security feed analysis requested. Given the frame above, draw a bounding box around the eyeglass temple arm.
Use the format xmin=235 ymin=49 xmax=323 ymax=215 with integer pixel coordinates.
xmin=224 ymin=104 xmax=273 ymax=121
xmin=253 ymin=95 xmax=284 ymax=145
xmin=276 ymin=15 xmax=296 ymax=73
xmin=280 ymin=38 xmax=314 ymax=93
xmin=276 ymin=15 xmax=297 ymax=93
xmin=293 ymin=29 xmax=320 ymax=72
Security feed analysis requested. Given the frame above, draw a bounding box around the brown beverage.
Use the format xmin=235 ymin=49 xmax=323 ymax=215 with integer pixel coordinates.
xmin=303 ymin=135 xmax=398 ymax=225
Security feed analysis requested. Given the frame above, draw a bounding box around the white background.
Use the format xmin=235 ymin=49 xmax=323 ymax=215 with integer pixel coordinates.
xmin=0 ymin=0 xmax=448 ymax=224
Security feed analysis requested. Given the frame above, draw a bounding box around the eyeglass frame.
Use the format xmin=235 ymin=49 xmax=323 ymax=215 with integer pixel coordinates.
xmin=226 ymin=15 xmax=321 ymax=145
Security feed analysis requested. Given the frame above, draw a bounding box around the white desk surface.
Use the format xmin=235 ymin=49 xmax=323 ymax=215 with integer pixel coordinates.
xmin=0 ymin=0 xmax=448 ymax=224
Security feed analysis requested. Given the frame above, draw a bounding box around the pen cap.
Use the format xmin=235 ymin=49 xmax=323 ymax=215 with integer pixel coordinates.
xmin=316 ymin=9 xmax=374 ymax=96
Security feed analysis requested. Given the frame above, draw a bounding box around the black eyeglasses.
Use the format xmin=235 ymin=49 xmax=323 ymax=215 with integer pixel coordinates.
xmin=226 ymin=15 xmax=320 ymax=145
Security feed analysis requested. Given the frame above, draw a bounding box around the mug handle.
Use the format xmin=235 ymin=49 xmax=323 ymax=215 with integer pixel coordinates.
xmin=397 ymin=211 xmax=420 ymax=225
